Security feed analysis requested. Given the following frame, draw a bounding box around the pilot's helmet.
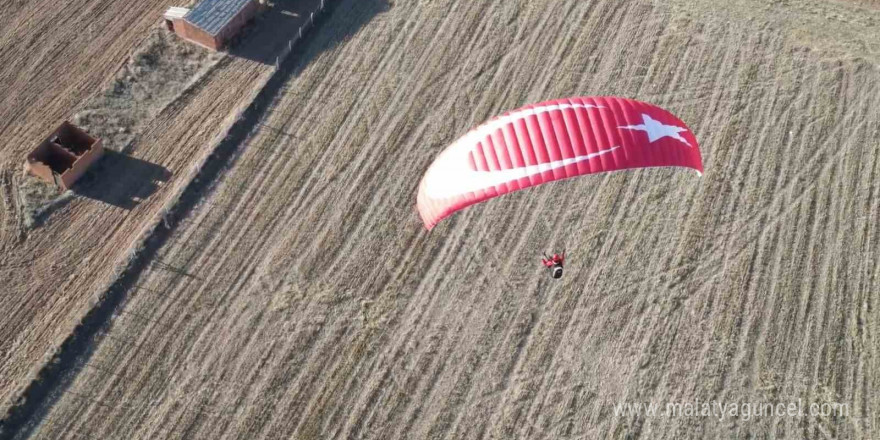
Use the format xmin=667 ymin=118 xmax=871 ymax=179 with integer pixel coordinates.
xmin=551 ymin=265 xmax=563 ymax=279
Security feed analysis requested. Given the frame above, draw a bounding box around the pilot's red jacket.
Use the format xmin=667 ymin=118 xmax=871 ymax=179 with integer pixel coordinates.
xmin=542 ymin=254 xmax=564 ymax=268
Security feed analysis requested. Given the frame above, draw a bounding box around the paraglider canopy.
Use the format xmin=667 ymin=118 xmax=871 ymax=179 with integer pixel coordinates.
xmin=416 ymin=96 xmax=702 ymax=229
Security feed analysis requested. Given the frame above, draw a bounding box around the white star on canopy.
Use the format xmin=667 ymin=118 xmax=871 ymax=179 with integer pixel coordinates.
xmin=619 ymin=114 xmax=691 ymax=146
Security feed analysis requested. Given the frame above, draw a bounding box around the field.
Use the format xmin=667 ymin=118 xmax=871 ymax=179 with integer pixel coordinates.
xmin=0 ymin=0 xmax=318 ymax=428
xmin=2 ymin=0 xmax=880 ymax=438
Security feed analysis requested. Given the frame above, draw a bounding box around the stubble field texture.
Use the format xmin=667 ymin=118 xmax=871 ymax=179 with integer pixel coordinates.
xmin=1 ymin=0 xmax=880 ymax=439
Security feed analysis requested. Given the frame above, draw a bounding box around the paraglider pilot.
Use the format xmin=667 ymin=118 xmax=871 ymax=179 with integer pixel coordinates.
xmin=542 ymin=251 xmax=565 ymax=279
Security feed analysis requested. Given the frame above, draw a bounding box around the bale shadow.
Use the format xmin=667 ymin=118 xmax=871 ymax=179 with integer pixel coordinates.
xmin=228 ymin=0 xmax=390 ymax=65
xmin=73 ymin=150 xmax=171 ymax=210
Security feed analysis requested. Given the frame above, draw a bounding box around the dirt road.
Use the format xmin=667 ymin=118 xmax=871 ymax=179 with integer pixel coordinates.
xmin=16 ymin=0 xmax=878 ymax=438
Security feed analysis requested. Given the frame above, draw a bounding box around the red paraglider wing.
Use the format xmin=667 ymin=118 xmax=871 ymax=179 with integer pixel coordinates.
xmin=416 ymin=97 xmax=703 ymax=230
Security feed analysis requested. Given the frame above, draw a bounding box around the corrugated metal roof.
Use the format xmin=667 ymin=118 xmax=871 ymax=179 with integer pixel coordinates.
xmin=185 ymin=0 xmax=253 ymax=36
xmin=164 ymin=7 xmax=190 ymax=20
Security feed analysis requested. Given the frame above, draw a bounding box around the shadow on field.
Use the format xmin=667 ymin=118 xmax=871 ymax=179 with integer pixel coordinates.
xmin=74 ymin=150 xmax=171 ymax=210
xmin=229 ymin=0 xmax=390 ymax=65
xmin=0 ymin=1 xmax=386 ymax=439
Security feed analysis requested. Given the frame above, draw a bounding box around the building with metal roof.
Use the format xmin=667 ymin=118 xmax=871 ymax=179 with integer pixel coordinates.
xmin=186 ymin=0 xmax=254 ymax=36
xmin=164 ymin=0 xmax=260 ymax=50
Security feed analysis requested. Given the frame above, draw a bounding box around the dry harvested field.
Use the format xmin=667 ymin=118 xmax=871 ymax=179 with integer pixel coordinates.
xmin=4 ymin=0 xmax=880 ymax=438
xmin=0 ymin=0 xmax=179 ymax=414
xmin=0 ymin=0 xmax=322 ymax=430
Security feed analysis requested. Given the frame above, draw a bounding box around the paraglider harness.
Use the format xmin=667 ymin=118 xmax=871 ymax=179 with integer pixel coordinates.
xmin=542 ymin=250 xmax=565 ymax=279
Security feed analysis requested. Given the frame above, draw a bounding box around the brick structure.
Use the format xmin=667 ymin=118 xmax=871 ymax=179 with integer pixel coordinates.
xmin=25 ymin=122 xmax=104 ymax=191
xmin=164 ymin=0 xmax=261 ymax=51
